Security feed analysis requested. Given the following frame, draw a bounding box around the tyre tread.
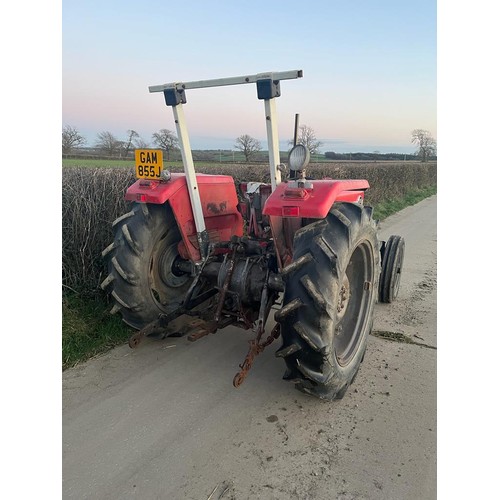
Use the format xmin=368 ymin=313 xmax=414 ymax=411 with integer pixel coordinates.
xmin=103 ymin=203 xmax=192 ymax=330
xmin=277 ymin=203 xmax=380 ymax=400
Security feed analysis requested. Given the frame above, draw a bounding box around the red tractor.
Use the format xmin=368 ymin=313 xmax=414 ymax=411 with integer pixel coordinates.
xmin=102 ymin=70 xmax=405 ymax=400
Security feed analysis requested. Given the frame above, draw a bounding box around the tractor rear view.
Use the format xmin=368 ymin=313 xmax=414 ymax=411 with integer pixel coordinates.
xmin=101 ymin=70 xmax=405 ymax=400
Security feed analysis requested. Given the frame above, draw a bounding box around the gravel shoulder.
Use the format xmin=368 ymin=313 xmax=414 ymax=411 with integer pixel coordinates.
xmin=63 ymin=195 xmax=437 ymax=500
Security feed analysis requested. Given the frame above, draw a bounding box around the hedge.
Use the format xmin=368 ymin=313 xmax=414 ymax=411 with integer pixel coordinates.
xmin=62 ymin=162 xmax=436 ymax=297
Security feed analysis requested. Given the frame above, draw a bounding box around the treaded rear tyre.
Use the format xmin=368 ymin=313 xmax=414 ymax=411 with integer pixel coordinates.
xmin=275 ymin=202 xmax=380 ymax=400
xmin=101 ymin=203 xmax=193 ymax=329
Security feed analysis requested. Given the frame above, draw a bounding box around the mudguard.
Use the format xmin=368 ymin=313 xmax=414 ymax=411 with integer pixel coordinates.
xmin=262 ymin=179 xmax=369 ymax=218
xmin=125 ymin=173 xmax=244 ymax=261
xmin=261 ymin=179 xmax=370 ymax=268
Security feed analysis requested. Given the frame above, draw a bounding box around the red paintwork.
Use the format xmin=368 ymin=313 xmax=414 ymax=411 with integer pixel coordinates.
xmin=261 ymin=179 xmax=369 ymax=270
xmin=125 ymin=174 xmax=244 ymax=261
xmin=262 ymin=179 xmax=369 ymax=218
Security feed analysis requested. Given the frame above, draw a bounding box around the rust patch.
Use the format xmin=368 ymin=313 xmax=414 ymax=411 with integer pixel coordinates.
xmin=207 ymin=201 xmax=227 ymax=214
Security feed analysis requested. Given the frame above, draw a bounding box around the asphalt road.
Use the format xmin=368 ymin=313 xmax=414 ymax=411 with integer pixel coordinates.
xmin=63 ymin=195 xmax=437 ymax=500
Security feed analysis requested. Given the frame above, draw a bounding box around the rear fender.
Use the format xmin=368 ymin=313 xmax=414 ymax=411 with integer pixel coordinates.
xmin=262 ymin=179 xmax=369 ymax=219
xmin=125 ymin=173 xmax=244 ymax=261
xmin=262 ymin=179 xmax=369 ymax=268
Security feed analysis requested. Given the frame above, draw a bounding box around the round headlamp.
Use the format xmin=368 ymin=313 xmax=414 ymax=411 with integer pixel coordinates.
xmin=288 ymin=144 xmax=310 ymax=171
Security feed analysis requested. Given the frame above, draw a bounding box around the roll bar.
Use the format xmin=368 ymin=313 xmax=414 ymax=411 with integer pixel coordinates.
xmin=149 ymin=69 xmax=303 ymax=260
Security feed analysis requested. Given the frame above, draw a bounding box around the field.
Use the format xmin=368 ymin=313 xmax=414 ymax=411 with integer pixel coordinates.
xmin=62 ymin=157 xmax=423 ymax=169
xmin=62 ymin=150 xmax=341 ymax=167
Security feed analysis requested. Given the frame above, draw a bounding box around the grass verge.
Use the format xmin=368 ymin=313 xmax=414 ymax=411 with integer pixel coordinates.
xmin=62 ymin=185 xmax=436 ymax=370
xmin=372 ymin=184 xmax=436 ymax=220
xmin=62 ymin=295 xmax=132 ymax=370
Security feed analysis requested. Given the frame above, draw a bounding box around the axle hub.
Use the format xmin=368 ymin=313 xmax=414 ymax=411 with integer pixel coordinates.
xmin=337 ymin=276 xmax=350 ymax=319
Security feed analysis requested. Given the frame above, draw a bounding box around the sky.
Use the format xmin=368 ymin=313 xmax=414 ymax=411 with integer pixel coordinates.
xmin=62 ymin=0 xmax=436 ymax=154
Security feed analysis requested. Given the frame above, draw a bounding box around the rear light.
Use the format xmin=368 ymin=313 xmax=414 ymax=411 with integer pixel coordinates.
xmin=282 ymin=206 xmax=300 ymax=217
xmin=136 ymin=194 xmax=147 ymax=202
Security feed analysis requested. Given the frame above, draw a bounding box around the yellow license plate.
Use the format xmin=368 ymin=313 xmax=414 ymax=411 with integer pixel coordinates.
xmin=135 ymin=149 xmax=163 ymax=179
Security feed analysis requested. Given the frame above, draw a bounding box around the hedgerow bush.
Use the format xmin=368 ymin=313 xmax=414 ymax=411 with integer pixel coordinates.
xmin=62 ymin=162 xmax=436 ymax=297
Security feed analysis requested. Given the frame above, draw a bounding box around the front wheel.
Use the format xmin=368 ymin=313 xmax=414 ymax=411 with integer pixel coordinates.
xmin=276 ymin=202 xmax=380 ymax=400
xmin=379 ymin=235 xmax=405 ymax=303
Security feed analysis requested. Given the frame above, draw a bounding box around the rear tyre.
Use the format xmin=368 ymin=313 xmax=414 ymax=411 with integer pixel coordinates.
xmin=379 ymin=235 xmax=405 ymax=303
xmin=276 ymin=203 xmax=380 ymax=400
xmin=101 ymin=203 xmax=193 ymax=329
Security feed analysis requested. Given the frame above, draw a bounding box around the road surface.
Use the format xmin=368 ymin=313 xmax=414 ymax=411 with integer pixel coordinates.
xmin=63 ymin=195 xmax=437 ymax=500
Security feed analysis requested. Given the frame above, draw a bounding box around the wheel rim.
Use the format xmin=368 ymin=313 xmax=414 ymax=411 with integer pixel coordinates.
xmin=149 ymin=232 xmax=190 ymax=308
xmin=392 ymin=241 xmax=405 ymax=297
xmin=334 ymin=241 xmax=375 ymax=366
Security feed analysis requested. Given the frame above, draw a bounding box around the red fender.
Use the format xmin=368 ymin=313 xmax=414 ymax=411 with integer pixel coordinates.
xmin=262 ymin=179 xmax=369 ymax=218
xmin=262 ymin=179 xmax=369 ymax=268
xmin=125 ymin=173 xmax=244 ymax=261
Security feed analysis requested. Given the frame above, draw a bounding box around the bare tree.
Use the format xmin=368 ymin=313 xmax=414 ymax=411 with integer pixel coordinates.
xmin=152 ymin=129 xmax=179 ymax=160
xmin=411 ymin=129 xmax=436 ymax=162
xmin=234 ymin=134 xmax=262 ymax=162
xmin=62 ymin=125 xmax=86 ymax=154
xmin=289 ymin=125 xmax=323 ymax=155
xmin=134 ymin=138 xmax=150 ymax=149
xmin=95 ymin=131 xmax=121 ymax=157
xmin=123 ymin=129 xmax=140 ymax=158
